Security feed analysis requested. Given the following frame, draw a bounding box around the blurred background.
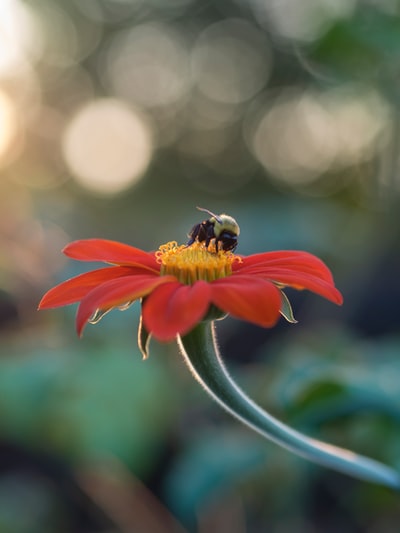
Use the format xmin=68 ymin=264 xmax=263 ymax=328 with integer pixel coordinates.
xmin=1 ymin=0 xmax=400 ymax=531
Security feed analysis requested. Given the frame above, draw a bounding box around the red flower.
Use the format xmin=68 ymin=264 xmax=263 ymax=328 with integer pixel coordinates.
xmin=39 ymin=238 xmax=342 ymax=348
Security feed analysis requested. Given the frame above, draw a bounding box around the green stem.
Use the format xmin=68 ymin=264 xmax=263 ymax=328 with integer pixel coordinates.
xmin=178 ymin=322 xmax=400 ymax=490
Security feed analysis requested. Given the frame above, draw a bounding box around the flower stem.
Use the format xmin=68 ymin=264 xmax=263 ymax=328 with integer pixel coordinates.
xmin=178 ymin=322 xmax=400 ymax=490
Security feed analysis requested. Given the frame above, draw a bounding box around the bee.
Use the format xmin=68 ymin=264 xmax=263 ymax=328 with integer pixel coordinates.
xmin=187 ymin=207 xmax=240 ymax=252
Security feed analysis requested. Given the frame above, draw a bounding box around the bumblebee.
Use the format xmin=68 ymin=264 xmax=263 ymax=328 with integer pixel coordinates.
xmin=187 ymin=207 xmax=240 ymax=252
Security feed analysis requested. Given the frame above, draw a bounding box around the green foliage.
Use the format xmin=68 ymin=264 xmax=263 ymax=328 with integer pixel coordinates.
xmin=163 ymin=428 xmax=268 ymax=526
xmin=0 ymin=341 xmax=179 ymax=474
xmin=2 ymin=0 xmax=400 ymax=530
xmin=310 ymin=8 xmax=400 ymax=82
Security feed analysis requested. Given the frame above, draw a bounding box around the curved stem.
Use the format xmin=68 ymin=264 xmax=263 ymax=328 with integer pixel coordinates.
xmin=178 ymin=322 xmax=400 ymax=490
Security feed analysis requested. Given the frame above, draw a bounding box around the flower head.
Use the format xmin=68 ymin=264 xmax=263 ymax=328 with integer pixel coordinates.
xmin=37 ymin=228 xmax=400 ymax=491
xmin=39 ymin=235 xmax=342 ymax=355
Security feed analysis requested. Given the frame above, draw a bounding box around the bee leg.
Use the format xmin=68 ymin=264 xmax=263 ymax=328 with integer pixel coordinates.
xmin=205 ymin=225 xmax=215 ymax=250
xmin=187 ymin=224 xmax=201 ymax=246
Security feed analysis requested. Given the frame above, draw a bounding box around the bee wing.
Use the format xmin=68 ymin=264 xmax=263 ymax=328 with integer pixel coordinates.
xmin=196 ymin=206 xmax=223 ymax=224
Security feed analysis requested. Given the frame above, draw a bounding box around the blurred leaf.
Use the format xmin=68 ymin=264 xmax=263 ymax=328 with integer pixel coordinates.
xmin=0 ymin=341 xmax=179 ymax=475
xmin=266 ymin=333 xmax=400 ymax=461
xmin=0 ymin=472 xmax=60 ymax=533
xmin=0 ymin=353 xmax=67 ymax=438
xmin=163 ymin=429 xmax=267 ymax=526
xmin=309 ymin=9 xmax=400 ymax=80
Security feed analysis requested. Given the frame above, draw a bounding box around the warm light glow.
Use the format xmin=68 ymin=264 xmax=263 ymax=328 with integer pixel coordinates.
xmin=192 ymin=18 xmax=272 ymax=104
xmin=250 ymin=92 xmax=337 ymax=184
xmin=62 ymin=99 xmax=153 ymax=195
xmin=247 ymin=87 xmax=388 ymax=185
xmin=103 ymin=22 xmax=190 ymax=108
xmin=0 ymin=89 xmax=18 ymax=163
xmin=0 ymin=0 xmax=42 ymax=75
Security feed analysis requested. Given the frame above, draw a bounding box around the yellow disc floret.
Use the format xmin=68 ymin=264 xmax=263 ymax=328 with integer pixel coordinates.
xmin=156 ymin=241 xmax=239 ymax=284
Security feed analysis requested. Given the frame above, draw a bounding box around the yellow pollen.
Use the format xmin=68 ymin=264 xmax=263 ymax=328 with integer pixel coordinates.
xmin=156 ymin=241 xmax=240 ymax=284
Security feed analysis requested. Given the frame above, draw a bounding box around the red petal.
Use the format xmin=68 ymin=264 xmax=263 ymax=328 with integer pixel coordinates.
xmin=233 ymin=251 xmax=343 ymax=305
xmin=210 ymin=276 xmax=282 ymax=328
xmin=38 ymin=266 xmax=149 ymax=309
xmin=63 ymin=239 xmax=158 ymax=270
xmin=234 ymin=270 xmax=343 ymax=305
xmin=235 ymin=251 xmax=335 ymax=282
xmin=142 ymin=281 xmax=211 ymax=341
xmin=76 ymin=274 xmax=175 ymax=336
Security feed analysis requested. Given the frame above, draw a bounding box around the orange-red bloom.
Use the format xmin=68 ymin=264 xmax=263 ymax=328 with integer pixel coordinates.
xmin=38 ymin=238 xmax=342 ymax=344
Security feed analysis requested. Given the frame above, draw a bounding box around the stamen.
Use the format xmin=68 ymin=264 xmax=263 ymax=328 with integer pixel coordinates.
xmin=156 ymin=241 xmax=239 ymax=284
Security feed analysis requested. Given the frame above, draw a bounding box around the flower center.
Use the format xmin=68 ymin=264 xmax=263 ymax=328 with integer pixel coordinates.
xmin=156 ymin=241 xmax=238 ymax=284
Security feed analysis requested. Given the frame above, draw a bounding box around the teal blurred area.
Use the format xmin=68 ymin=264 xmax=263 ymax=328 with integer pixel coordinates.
xmin=1 ymin=0 xmax=400 ymax=531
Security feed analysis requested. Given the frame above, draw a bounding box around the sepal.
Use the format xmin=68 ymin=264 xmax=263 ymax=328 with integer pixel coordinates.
xmin=279 ymin=290 xmax=298 ymax=324
xmin=138 ymin=313 xmax=152 ymax=359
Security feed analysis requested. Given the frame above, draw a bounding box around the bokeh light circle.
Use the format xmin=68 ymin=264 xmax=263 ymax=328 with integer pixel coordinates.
xmin=191 ymin=18 xmax=272 ymax=104
xmin=246 ymin=87 xmax=388 ymax=186
xmin=0 ymin=0 xmax=43 ymax=75
xmin=103 ymin=23 xmax=190 ymax=108
xmin=0 ymin=89 xmax=19 ymax=165
xmin=62 ymin=98 xmax=153 ymax=195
